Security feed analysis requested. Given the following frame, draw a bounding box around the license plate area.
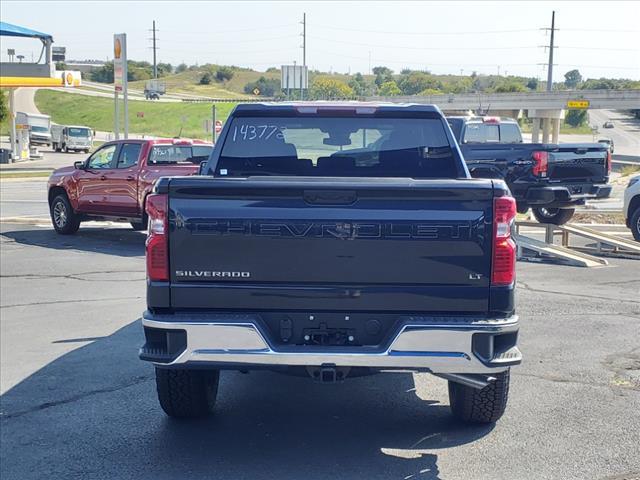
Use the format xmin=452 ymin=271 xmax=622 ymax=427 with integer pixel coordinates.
xmin=260 ymin=312 xmax=402 ymax=348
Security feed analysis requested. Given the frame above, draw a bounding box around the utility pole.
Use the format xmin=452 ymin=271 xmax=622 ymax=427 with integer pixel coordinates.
xmin=300 ymin=12 xmax=306 ymax=100
xmin=151 ymin=20 xmax=158 ymax=79
xmin=546 ymin=10 xmax=555 ymax=92
xmin=301 ymin=13 xmax=306 ymax=67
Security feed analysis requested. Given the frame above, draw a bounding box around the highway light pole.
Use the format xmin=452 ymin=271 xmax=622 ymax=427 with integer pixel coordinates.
xmin=546 ymin=11 xmax=555 ymax=92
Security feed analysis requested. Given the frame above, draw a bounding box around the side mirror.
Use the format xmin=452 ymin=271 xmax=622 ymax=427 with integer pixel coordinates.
xmin=198 ymin=161 xmax=207 ymax=175
xmin=74 ymin=161 xmax=85 ymax=170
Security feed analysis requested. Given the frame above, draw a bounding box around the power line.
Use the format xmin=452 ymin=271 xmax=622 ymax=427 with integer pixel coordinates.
xmin=160 ymin=24 xmax=298 ymax=35
xmin=307 ymin=35 xmax=541 ymax=50
xmin=311 ymin=23 xmax=539 ymax=36
xmin=164 ymin=35 xmax=299 ymax=45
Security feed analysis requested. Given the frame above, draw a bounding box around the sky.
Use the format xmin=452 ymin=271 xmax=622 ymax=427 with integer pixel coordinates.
xmin=1 ymin=0 xmax=639 ymax=80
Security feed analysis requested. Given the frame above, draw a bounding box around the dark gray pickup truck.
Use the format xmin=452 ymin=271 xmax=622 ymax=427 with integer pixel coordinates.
xmin=447 ymin=116 xmax=611 ymax=225
xmin=140 ymin=103 xmax=521 ymax=424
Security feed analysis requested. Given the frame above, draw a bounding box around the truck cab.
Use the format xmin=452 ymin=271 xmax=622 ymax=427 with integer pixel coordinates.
xmin=51 ymin=125 xmax=93 ymax=153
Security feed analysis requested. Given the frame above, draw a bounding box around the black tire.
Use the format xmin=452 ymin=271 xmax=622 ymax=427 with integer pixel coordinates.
xmin=50 ymin=194 xmax=81 ymax=234
xmin=531 ymin=207 xmax=575 ymax=225
xmin=630 ymin=207 xmax=640 ymax=242
xmin=155 ymin=368 xmax=219 ymax=418
xmin=130 ymin=221 xmax=146 ymax=231
xmin=448 ymin=369 xmax=510 ymax=424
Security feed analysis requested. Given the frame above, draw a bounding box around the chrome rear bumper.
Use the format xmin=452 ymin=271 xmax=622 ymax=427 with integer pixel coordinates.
xmin=140 ymin=313 xmax=521 ymax=374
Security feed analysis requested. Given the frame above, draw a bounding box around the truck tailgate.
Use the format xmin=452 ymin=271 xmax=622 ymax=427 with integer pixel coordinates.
xmin=548 ymin=144 xmax=608 ymax=183
xmin=167 ymin=177 xmax=495 ymax=314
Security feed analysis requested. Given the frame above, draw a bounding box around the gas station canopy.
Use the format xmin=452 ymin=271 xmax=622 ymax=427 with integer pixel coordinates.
xmin=0 ymin=21 xmax=53 ymax=40
xmin=0 ymin=21 xmax=81 ymax=87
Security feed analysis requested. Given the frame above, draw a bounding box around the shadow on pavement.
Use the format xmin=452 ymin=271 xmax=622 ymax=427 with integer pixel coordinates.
xmin=1 ymin=225 xmax=145 ymax=258
xmin=0 ymin=320 xmax=494 ymax=480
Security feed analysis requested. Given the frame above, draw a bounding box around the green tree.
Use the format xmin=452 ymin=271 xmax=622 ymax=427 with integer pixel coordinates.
xmin=199 ymin=72 xmax=212 ymax=85
xmin=309 ymin=78 xmax=354 ymax=99
xmin=372 ymin=66 xmax=393 ymax=76
xmin=526 ymin=78 xmax=539 ymax=91
xmin=418 ymin=88 xmax=444 ymax=96
xmin=0 ymin=90 xmax=8 ymax=124
xmin=348 ymin=72 xmax=370 ymax=96
xmin=215 ymin=66 xmax=234 ymax=82
xmin=55 ymin=61 xmax=67 ymax=70
xmin=397 ymin=72 xmax=442 ymax=95
xmin=565 ymin=109 xmax=588 ymax=127
xmin=175 ymin=63 xmax=188 ymax=73
xmin=494 ymin=81 xmax=527 ymax=93
xmin=378 ymin=80 xmax=401 ymax=96
xmin=157 ymin=62 xmax=173 ymax=76
xmin=89 ymin=62 xmax=114 ymax=83
xmin=564 ymin=69 xmax=583 ymax=89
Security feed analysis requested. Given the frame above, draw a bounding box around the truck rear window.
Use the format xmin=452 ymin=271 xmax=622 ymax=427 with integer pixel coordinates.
xmin=149 ymin=145 xmax=213 ymax=165
xmin=463 ymin=122 xmax=522 ymax=144
xmin=216 ymin=116 xmax=458 ymax=178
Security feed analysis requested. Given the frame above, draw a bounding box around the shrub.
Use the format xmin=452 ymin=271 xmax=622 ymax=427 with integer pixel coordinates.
xmin=215 ymin=67 xmax=234 ymax=82
xmin=199 ymin=72 xmax=212 ymax=85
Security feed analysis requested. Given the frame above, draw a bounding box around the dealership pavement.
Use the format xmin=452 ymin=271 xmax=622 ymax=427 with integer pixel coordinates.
xmin=1 ymin=212 xmax=639 ymax=480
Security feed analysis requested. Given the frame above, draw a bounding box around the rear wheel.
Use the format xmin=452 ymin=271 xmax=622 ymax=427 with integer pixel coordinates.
xmin=630 ymin=207 xmax=640 ymax=242
xmin=50 ymin=194 xmax=81 ymax=234
xmin=155 ymin=368 xmax=219 ymax=418
xmin=531 ymin=207 xmax=575 ymax=225
xmin=448 ymin=369 xmax=510 ymax=424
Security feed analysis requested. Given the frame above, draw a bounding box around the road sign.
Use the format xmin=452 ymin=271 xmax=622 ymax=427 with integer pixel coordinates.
xmin=567 ymin=100 xmax=589 ymax=109
xmin=215 ymin=120 xmax=223 ymax=134
xmin=281 ymin=64 xmax=308 ymax=90
xmin=113 ymin=34 xmax=127 ymax=93
xmin=253 ymin=88 xmax=260 ymax=96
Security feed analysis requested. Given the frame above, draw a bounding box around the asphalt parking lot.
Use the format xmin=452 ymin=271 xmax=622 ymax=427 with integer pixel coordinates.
xmin=1 ymin=206 xmax=639 ymax=480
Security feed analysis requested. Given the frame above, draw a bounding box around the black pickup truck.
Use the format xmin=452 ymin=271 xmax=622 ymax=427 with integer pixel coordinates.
xmin=140 ymin=103 xmax=521 ymax=424
xmin=447 ymin=116 xmax=611 ymax=225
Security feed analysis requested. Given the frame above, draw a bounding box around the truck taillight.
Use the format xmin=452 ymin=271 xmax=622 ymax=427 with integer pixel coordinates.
xmin=606 ymin=150 xmax=612 ymax=175
xmin=145 ymin=194 xmax=169 ymax=282
xmin=492 ymin=196 xmax=516 ymax=286
xmin=532 ymin=151 xmax=548 ymax=177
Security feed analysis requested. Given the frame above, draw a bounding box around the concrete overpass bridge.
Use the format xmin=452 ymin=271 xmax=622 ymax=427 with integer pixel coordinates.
xmin=367 ymin=89 xmax=640 ymax=143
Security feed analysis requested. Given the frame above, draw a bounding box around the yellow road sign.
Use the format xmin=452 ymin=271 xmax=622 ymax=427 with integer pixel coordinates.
xmin=567 ymin=100 xmax=590 ymax=109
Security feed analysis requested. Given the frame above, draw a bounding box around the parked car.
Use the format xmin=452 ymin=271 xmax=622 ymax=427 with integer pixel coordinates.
xmin=47 ymin=138 xmax=213 ymax=234
xmin=623 ymin=175 xmax=640 ymax=241
xmin=603 ymin=121 xmax=614 ymax=129
xmin=140 ymin=102 xmax=521 ymax=424
xmin=51 ymin=124 xmax=93 ymax=153
xmin=597 ymin=138 xmax=615 ymax=154
xmin=447 ymin=116 xmax=612 ymax=225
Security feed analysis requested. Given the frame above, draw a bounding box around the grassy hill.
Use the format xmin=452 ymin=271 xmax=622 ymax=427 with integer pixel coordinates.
xmin=35 ymin=90 xmax=238 ymax=138
xmin=129 ymin=66 xmax=281 ymax=98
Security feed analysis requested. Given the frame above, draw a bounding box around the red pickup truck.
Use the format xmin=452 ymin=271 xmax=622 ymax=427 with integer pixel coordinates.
xmin=47 ymin=138 xmax=213 ymax=234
